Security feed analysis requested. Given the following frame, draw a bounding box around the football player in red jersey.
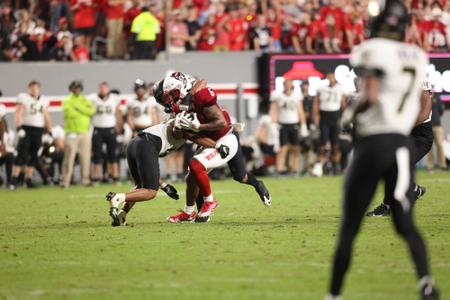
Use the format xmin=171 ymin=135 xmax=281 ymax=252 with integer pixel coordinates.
xmin=153 ymin=73 xmax=272 ymax=223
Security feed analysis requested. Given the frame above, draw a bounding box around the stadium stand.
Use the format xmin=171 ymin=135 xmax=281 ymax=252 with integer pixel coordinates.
xmin=0 ymin=0 xmax=449 ymax=62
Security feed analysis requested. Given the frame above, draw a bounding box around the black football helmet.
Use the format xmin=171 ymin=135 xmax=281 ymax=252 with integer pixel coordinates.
xmin=69 ymin=80 xmax=83 ymax=92
xmin=369 ymin=0 xmax=409 ymax=41
xmin=153 ymin=80 xmax=164 ymax=106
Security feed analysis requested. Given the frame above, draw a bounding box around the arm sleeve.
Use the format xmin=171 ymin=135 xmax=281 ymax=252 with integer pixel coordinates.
xmin=270 ymin=91 xmax=279 ymax=102
xmin=131 ymin=16 xmax=140 ymax=34
xmin=193 ymin=87 xmax=217 ymax=107
xmin=62 ymin=97 xmax=78 ymax=118
xmin=76 ymin=97 xmax=95 ymax=116
xmin=16 ymin=94 xmax=26 ymax=105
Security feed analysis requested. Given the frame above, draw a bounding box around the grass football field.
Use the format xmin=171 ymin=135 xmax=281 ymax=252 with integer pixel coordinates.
xmin=1 ymin=171 xmax=449 ymax=300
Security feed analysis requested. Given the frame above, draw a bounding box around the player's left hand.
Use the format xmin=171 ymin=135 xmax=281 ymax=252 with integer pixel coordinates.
xmin=215 ymin=142 xmax=230 ymax=159
xmin=341 ymin=107 xmax=355 ymax=131
xmin=174 ymin=111 xmax=186 ymax=129
xmin=299 ymin=124 xmax=309 ymax=138
xmin=179 ymin=112 xmax=201 ymax=132
xmin=161 ymin=183 xmax=179 ymax=200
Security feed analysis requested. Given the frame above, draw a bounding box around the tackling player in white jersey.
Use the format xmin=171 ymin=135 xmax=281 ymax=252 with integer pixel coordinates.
xmin=105 ymin=115 xmax=229 ymax=226
xmin=326 ymin=1 xmax=439 ymax=299
xmin=127 ymin=79 xmax=159 ymax=133
xmin=10 ymin=80 xmax=53 ymax=190
xmin=270 ymin=78 xmax=307 ymax=175
xmin=89 ymin=82 xmax=123 ymax=184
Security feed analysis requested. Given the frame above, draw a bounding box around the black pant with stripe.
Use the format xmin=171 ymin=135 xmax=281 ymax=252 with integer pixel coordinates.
xmin=329 ymin=134 xmax=430 ymax=295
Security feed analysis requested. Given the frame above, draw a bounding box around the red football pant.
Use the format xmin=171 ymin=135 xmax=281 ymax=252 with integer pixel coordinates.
xmin=189 ymin=159 xmax=211 ymax=197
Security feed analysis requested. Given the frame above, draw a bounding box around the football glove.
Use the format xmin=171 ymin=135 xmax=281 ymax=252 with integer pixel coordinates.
xmin=215 ymin=142 xmax=230 ymax=159
xmin=299 ymin=123 xmax=309 ymax=138
xmin=174 ymin=111 xmax=187 ymax=129
xmin=179 ymin=112 xmax=201 ymax=132
xmin=17 ymin=126 xmax=26 ymax=138
xmin=161 ymin=183 xmax=179 ymax=200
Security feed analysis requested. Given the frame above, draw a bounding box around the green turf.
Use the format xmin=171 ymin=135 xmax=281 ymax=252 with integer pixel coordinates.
xmin=0 ymin=171 xmax=449 ymax=300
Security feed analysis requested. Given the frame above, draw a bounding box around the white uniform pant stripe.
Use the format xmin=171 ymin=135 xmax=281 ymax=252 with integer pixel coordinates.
xmin=394 ymin=147 xmax=411 ymax=212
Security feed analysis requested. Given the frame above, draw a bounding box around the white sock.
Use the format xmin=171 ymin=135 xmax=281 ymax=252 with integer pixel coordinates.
xmin=417 ymin=275 xmax=434 ymax=290
xmin=184 ymin=205 xmax=195 ymax=214
xmin=204 ymin=194 xmax=214 ymax=202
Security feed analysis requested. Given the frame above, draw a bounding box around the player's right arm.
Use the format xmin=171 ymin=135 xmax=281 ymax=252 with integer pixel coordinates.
xmin=416 ymin=90 xmax=432 ymax=125
xmin=198 ymin=105 xmax=227 ymax=131
xmin=312 ymin=93 xmax=320 ymax=125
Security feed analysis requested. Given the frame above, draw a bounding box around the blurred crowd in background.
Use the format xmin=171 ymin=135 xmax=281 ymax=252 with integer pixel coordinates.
xmin=0 ymin=0 xmax=449 ymax=62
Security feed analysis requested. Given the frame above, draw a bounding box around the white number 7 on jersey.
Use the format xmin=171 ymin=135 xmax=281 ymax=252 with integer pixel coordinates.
xmin=398 ymin=67 xmax=416 ymax=113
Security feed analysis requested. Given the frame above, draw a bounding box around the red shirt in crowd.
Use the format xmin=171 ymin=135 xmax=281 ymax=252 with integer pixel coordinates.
xmin=103 ymin=0 xmax=124 ymax=20
xmin=70 ymin=0 xmax=96 ymax=29
xmin=309 ymin=16 xmax=328 ymax=39
xmin=124 ymin=5 xmax=140 ymax=27
xmin=267 ymin=19 xmax=282 ymax=41
xmin=198 ymin=23 xmax=216 ymax=51
xmin=320 ymin=5 xmax=345 ymax=30
xmin=228 ymin=17 xmax=246 ymax=50
xmin=426 ymin=20 xmax=447 ymax=49
xmin=73 ymin=46 xmax=89 ymax=62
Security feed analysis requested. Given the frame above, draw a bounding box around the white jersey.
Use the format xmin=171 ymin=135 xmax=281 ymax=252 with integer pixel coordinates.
xmin=270 ymin=90 xmax=303 ymax=124
xmin=258 ymin=115 xmax=279 ymax=147
xmin=17 ymin=93 xmax=49 ymax=127
xmin=2 ymin=129 xmax=15 ymax=153
xmin=317 ymin=84 xmax=346 ymax=112
xmin=127 ymin=96 xmax=156 ymax=128
xmin=351 ymin=38 xmax=428 ymax=136
xmin=142 ymin=120 xmax=185 ymax=157
xmin=90 ymin=93 xmax=119 ymax=128
xmin=0 ymin=104 xmax=6 ymax=118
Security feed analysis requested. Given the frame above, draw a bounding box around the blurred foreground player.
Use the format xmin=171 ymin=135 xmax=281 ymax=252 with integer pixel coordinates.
xmin=366 ymin=80 xmax=434 ymax=217
xmin=326 ymin=1 xmax=439 ymax=299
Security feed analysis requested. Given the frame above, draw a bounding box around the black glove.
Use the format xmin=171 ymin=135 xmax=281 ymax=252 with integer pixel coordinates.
xmin=161 ymin=183 xmax=179 ymax=200
xmin=217 ymin=144 xmax=230 ymax=159
xmin=164 ymin=105 xmax=173 ymax=114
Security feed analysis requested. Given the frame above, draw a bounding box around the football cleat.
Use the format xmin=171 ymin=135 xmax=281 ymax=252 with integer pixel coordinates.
xmin=118 ymin=209 xmax=127 ymax=226
xmin=415 ymin=185 xmax=427 ymax=200
xmin=195 ymin=215 xmax=211 ymax=223
xmin=311 ymin=162 xmax=323 ymax=177
xmin=106 ymin=192 xmax=125 ymax=209
xmin=198 ymin=199 xmax=218 ymax=218
xmin=109 ymin=207 xmax=120 ymax=227
xmin=25 ymin=178 xmax=37 ymax=188
xmin=255 ymin=181 xmax=272 ymax=207
xmin=167 ymin=210 xmax=197 ymax=223
xmin=418 ymin=277 xmax=440 ymax=300
xmin=366 ymin=203 xmax=390 ymax=217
